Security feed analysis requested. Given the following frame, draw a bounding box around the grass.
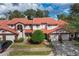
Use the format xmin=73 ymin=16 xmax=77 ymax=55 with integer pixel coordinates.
xmin=11 ymin=43 xmax=49 ymax=49
xmin=10 ymin=42 xmax=52 ymax=56
xmin=74 ymin=44 xmax=79 ymax=47
xmin=73 ymin=40 xmax=79 ymax=47
xmin=9 ymin=50 xmax=51 ymax=56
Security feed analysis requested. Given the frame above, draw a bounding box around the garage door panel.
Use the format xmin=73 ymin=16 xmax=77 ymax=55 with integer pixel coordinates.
xmin=50 ymin=34 xmax=58 ymax=41
xmin=50 ymin=34 xmax=69 ymax=41
xmin=6 ymin=35 xmax=15 ymax=41
xmin=61 ymin=34 xmax=69 ymax=40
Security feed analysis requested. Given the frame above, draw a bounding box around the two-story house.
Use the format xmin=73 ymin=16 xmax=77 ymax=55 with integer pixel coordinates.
xmin=0 ymin=17 xmax=69 ymax=42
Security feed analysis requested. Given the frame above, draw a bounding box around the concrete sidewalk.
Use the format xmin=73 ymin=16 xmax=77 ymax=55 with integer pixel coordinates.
xmin=0 ymin=48 xmax=13 ymax=56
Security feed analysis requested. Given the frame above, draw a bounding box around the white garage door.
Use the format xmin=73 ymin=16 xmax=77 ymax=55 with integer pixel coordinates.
xmin=61 ymin=34 xmax=69 ymax=40
xmin=50 ymin=34 xmax=58 ymax=41
xmin=6 ymin=35 xmax=15 ymax=41
xmin=50 ymin=34 xmax=69 ymax=41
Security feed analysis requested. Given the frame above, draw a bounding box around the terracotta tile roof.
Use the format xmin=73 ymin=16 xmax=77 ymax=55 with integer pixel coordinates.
xmin=0 ymin=18 xmax=67 ymax=34
xmin=25 ymin=29 xmax=33 ymax=33
xmin=58 ymin=20 xmax=67 ymax=25
xmin=8 ymin=18 xmax=32 ymax=25
xmin=48 ymin=26 xmax=63 ymax=34
xmin=0 ymin=18 xmax=67 ymax=26
xmin=0 ymin=20 xmax=10 ymax=25
xmin=33 ymin=17 xmax=58 ymax=25
xmin=24 ymin=29 xmax=51 ymax=34
xmin=41 ymin=29 xmax=51 ymax=34
xmin=0 ymin=25 xmax=18 ymax=34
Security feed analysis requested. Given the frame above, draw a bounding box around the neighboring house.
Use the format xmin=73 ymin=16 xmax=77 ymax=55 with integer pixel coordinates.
xmin=0 ymin=17 xmax=69 ymax=42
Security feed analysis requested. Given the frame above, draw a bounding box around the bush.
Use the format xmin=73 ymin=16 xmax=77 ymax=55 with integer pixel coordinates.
xmin=74 ymin=39 xmax=79 ymax=42
xmin=14 ymin=37 xmax=24 ymax=43
xmin=6 ymin=40 xmax=13 ymax=44
xmin=31 ymin=30 xmax=45 ymax=44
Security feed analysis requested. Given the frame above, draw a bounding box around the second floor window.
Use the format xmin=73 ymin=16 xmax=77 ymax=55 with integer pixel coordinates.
xmin=17 ymin=25 xmax=23 ymax=32
xmin=36 ymin=25 xmax=39 ymax=28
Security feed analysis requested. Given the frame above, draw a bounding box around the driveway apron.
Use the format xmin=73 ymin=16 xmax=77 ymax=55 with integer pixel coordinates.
xmin=51 ymin=41 xmax=79 ymax=56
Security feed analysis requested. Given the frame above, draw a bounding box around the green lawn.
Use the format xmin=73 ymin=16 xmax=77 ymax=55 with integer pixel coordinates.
xmin=73 ymin=40 xmax=79 ymax=47
xmin=10 ymin=42 xmax=52 ymax=56
xmin=11 ymin=43 xmax=50 ymax=49
xmin=74 ymin=44 xmax=79 ymax=47
xmin=9 ymin=50 xmax=51 ymax=56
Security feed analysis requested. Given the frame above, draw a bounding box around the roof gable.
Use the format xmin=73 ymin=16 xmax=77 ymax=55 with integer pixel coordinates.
xmin=8 ymin=18 xmax=32 ymax=25
xmin=0 ymin=20 xmax=10 ymax=25
xmin=0 ymin=25 xmax=18 ymax=34
xmin=0 ymin=18 xmax=67 ymax=26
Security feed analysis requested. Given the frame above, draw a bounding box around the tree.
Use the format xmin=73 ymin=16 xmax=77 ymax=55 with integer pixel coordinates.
xmin=0 ymin=17 xmax=6 ymax=20
xmin=43 ymin=10 xmax=49 ymax=17
xmin=31 ymin=30 xmax=45 ymax=44
xmin=4 ymin=9 xmax=49 ymax=20
xmin=58 ymin=4 xmax=79 ymax=32
xmin=24 ymin=9 xmax=36 ymax=20
xmin=24 ymin=9 xmax=49 ymax=20
xmin=57 ymin=14 xmax=68 ymax=20
xmin=68 ymin=3 xmax=79 ymax=32
xmin=36 ymin=9 xmax=44 ymax=18
xmin=8 ymin=10 xmax=25 ymax=20
xmin=70 ymin=3 xmax=79 ymax=15
xmin=58 ymin=4 xmax=79 ymax=40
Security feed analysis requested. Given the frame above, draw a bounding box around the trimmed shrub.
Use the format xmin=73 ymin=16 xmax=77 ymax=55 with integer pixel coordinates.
xmin=6 ymin=40 xmax=13 ymax=44
xmin=14 ymin=37 xmax=24 ymax=43
xmin=31 ymin=30 xmax=45 ymax=44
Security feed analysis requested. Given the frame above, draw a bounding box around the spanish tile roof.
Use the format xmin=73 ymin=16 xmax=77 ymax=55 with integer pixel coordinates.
xmin=0 ymin=20 xmax=10 ymax=25
xmin=24 ymin=29 xmax=33 ymax=33
xmin=48 ymin=26 xmax=64 ymax=34
xmin=0 ymin=25 xmax=18 ymax=34
xmin=0 ymin=17 xmax=67 ymax=34
xmin=8 ymin=18 xmax=32 ymax=25
xmin=33 ymin=17 xmax=58 ymax=25
xmin=58 ymin=20 xmax=67 ymax=25
xmin=0 ymin=18 xmax=67 ymax=25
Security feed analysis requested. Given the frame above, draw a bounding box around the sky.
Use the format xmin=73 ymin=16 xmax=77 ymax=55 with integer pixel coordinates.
xmin=0 ymin=3 xmax=72 ymax=20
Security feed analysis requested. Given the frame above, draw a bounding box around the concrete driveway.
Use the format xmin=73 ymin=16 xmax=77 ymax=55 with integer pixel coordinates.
xmin=51 ymin=40 xmax=79 ymax=56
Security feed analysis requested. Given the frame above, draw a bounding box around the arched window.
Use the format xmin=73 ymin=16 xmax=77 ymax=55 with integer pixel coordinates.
xmin=17 ymin=24 xmax=23 ymax=32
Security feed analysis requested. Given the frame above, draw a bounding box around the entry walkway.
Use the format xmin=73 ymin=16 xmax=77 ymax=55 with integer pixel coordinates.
xmin=51 ymin=41 xmax=79 ymax=56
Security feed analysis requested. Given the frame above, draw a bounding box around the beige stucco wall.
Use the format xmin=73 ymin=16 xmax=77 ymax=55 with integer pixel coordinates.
xmin=0 ymin=30 xmax=13 ymax=34
xmin=25 ymin=25 xmax=31 ymax=29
